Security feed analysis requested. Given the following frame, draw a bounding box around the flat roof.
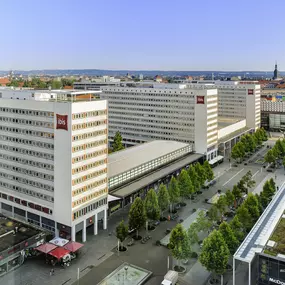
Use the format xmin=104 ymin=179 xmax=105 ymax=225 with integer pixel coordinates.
xmin=234 ymin=181 xmax=285 ymax=263
xmin=108 ymin=140 xmax=191 ymax=178
xmin=0 ymin=215 xmax=41 ymax=253
xmin=218 ymin=117 xmax=243 ymax=129
xmin=218 ymin=127 xmax=253 ymax=144
xmin=111 ymin=153 xmax=203 ymax=198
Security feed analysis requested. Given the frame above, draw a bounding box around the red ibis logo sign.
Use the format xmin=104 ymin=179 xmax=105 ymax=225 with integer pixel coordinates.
xmin=56 ymin=114 xmax=68 ymax=131
xmin=248 ymin=89 xmax=254 ymax=95
xmin=197 ymin=96 xmax=205 ymax=104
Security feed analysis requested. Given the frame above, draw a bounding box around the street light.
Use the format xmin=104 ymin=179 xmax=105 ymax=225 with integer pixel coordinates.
xmin=124 ymin=265 xmax=129 ymax=283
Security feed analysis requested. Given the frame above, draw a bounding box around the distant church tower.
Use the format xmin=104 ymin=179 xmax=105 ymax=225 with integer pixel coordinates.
xmin=273 ymin=61 xmax=279 ymax=80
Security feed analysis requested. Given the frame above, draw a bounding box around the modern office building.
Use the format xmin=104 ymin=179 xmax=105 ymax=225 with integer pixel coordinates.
xmin=234 ymin=182 xmax=285 ymax=285
xmin=101 ymin=81 xmax=260 ymax=161
xmin=0 ymin=88 xmax=108 ymax=242
xmin=73 ymin=77 xmax=121 ymax=91
xmin=107 ymin=140 xmax=203 ymax=214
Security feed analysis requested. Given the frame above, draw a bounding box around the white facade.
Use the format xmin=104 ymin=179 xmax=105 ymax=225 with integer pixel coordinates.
xmin=0 ymin=89 xmax=108 ymax=242
xmin=101 ymin=85 xmax=219 ymax=159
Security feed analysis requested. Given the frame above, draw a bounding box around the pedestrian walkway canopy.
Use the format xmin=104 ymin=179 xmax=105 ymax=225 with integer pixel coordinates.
xmin=35 ymin=243 xmax=57 ymax=254
xmin=63 ymin=241 xmax=83 ymax=252
xmin=209 ymin=155 xmax=224 ymax=166
xmin=48 ymin=247 xmax=70 ymax=260
xmin=49 ymin=237 xmax=69 ymax=247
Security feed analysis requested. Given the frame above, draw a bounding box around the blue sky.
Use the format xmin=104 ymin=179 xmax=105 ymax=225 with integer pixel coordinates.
xmin=1 ymin=0 xmax=284 ymax=70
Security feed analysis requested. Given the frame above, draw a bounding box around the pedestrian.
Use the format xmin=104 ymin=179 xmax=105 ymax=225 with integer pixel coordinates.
xmin=49 ymin=269 xmax=52 ymax=276
xmin=51 ymin=268 xmax=55 ymax=275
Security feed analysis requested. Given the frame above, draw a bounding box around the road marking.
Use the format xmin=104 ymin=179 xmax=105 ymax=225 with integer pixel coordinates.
xmin=222 ymin=168 xmax=245 ymax=187
xmin=252 ymin=170 xmax=260 ymax=178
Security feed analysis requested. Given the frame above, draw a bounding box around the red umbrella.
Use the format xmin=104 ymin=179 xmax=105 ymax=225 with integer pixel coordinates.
xmin=63 ymin=241 xmax=84 ymax=252
xmin=48 ymin=247 xmax=70 ymax=260
xmin=35 ymin=243 xmax=57 ymax=254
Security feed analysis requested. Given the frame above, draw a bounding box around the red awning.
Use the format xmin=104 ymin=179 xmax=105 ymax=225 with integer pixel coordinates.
xmin=35 ymin=243 xmax=57 ymax=254
xmin=48 ymin=247 xmax=70 ymax=260
xmin=63 ymin=241 xmax=84 ymax=252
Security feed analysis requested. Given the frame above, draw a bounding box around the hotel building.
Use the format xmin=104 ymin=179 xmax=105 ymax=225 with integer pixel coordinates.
xmin=0 ymin=88 xmax=108 ymax=242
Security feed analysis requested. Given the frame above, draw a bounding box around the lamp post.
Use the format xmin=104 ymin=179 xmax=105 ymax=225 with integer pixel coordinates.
xmin=124 ymin=265 xmax=129 ymax=283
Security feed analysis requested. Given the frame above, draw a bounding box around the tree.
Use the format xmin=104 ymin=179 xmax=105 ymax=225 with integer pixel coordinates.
xmin=232 ymin=185 xmax=242 ymax=207
xmin=231 ymin=142 xmax=245 ymax=163
xmin=194 ymin=163 xmax=207 ymax=187
xmin=157 ymin=184 xmax=170 ymax=218
xmin=260 ymin=180 xmax=276 ymax=207
xmin=216 ymin=195 xmax=228 ymax=218
xmin=178 ymin=169 xmax=194 ymax=200
xmin=144 ymin=189 xmax=160 ymax=231
xmin=219 ymin=222 xmax=239 ymax=255
xmin=187 ymin=223 xmax=199 ymax=245
xmin=269 ymin=178 xmax=276 ymax=192
xmin=203 ymin=160 xmax=214 ymax=182
xmin=128 ymin=197 xmax=146 ymax=239
xmin=229 ymin=216 xmax=244 ymax=242
xmin=116 ymin=220 xmax=128 ymax=250
xmin=274 ymin=139 xmax=285 ymax=158
xmin=199 ymin=230 xmax=230 ymax=281
xmin=51 ymin=80 xmax=62 ymax=89
xmin=207 ymin=205 xmax=221 ymax=224
xmin=225 ymin=189 xmax=235 ymax=208
xmin=112 ymin=131 xmax=124 ymax=152
xmin=264 ymin=149 xmax=276 ymax=166
xmin=243 ymin=193 xmax=260 ymax=222
xmin=195 ymin=211 xmax=211 ymax=233
xmin=283 ymin=156 xmax=285 ymax=169
xmin=236 ymin=204 xmax=252 ymax=232
xmin=237 ymin=171 xmax=255 ymax=194
xmin=169 ymin=224 xmax=191 ymax=268
xmin=187 ymin=165 xmax=200 ymax=193
xmin=168 ymin=176 xmax=180 ymax=212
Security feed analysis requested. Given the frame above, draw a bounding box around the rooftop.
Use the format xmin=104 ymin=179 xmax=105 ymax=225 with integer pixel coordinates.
xmin=0 ymin=215 xmax=41 ymax=253
xmin=234 ymin=181 xmax=285 ymax=264
xmin=218 ymin=117 xmax=243 ymax=129
xmin=108 ymin=140 xmax=191 ymax=178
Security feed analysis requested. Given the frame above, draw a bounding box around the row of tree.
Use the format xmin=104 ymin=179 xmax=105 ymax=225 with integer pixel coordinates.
xmin=231 ymin=128 xmax=268 ymax=162
xmin=168 ymin=173 xmax=277 ymax=280
xmin=264 ymin=138 xmax=285 ymax=167
xmin=116 ymin=160 xmax=215 ymax=248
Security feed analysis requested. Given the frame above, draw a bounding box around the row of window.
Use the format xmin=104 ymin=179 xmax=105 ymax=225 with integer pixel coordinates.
xmin=72 ymin=120 xmax=107 ymax=131
xmin=109 ymin=105 xmax=194 ymax=113
xmin=0 ymin=126 xmax=54 ymax=139
xmin=111 ymin=110 xmax=195 ymax=117
xmin=109 ymin=114 xmax=195 ymax=122
xmin=73 ymin=178 xmax=107 ymax=197
xmin=0 ymin=161 xmax=54 ymax=181
xmin=0 ymin=135 xmax=54 ymax=151
xmin=0 ymin=152 xmax=54 ymax=170
xmin=0 ymin=143 xmax=54 ymax=161
xmin=72 ymin=139 xmax=107 ymax=153
xmin=72 ymin=158 xmax=107 ymax=174
xmin=0 ymin=172 xmax=54 ymax=192
xmin=105 ymin=96 xmax=195 ymax=104
xmin=72 ymin=129 xmax=107 ymax=142
xmin=0 ymin=107 xmax=54 ymax=118
xmin=0 ymin=116 xmax=54 ymax=129
xmin=0 ymin=181 xmax=54 ymax=202
xmin=72 ymin=187 xmax=108 ymax=207
xmin=72 ymin=197 xmax=107 ymax=221
xmin=72 ymin=110 xmax=107 ymax=120
xmin=72 ymin=168 xmax=107 ymax=186
xmin=0 ymin=193 xmax=52 ymax=215
xmin=102 ymin=89 xmax=194 ymax=95
xmin=72 ymin=149 xmax=107 ymax=164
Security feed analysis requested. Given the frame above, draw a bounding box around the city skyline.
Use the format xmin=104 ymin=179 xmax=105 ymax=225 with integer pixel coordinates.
xmin=1 ymin=0 xmax=284 ymax=71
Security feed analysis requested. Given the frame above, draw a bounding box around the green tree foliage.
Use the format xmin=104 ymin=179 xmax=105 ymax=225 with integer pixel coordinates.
xmin=168 ymin=176 xmax=180 ymax=212
xmin=169 ymin=224 xmax=191 ymax=265
xmin=203 ymin=160 xmax=214 ymax=181
xmin=157 ymin=184 xmax=170 ymax=217
xmin=260 ymin=180 xmax=276 ymax=207
xmin=225 ymin=189 xmax=235 ymax=208
xmin=237 ymin=171 xmax=255 ymax=194
xmin=269 ymin=178 xmax=276 ymax=192
xmin=232 ymin=185 xmax=242 ymax=206
xmin=128 ymin=197 xmax=146 ymax=238
xmin=231 ymin=142 xmax=245 ymax=162
xmin=144 ymin=189 xmax=160 ymax=222
xmin=229 ymin=216 xmax=244 ymax=242
xmin=178 ymin=169 xmax=194 ymax=200
xmin=264 ymin=149 xmax=276 ymax=166
xmin=187 ymin=223 xmax=199 ymax=245
xmin=216 ymin=195 xmax=228 ymax=217
xmin=241 ymin=134 xmax=256 ymax=153
xmin=236 ymin=204 xmax=252 ymax=232
xmin=112 ymin=131 xmax=125 ymax=152
xmin=207 ymin=205 xmax=221 ymax=224
xmin=195 ymin=211 xmax=212 ymax=233
xmin=219 ymin=222 xmax=239 ymax=255
xmin=187 ymin=165 xmax=200 ymax=193
xmin=274 ymin=139 xmax=285 ymax=158
xmin=199 ymin=230 xmax=230 ymax=277
xmin=243 ymin=193 xmax=260 ymax=222
xmin=283 ymin=156 xmax=285 ymax=168
xmin=116 ymin=220 xmax=128 ymax=248
xmin=194 ymin=163 xmax=207 ymax=187
xmin=51 ymin=80 xmax=62 ymax=89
